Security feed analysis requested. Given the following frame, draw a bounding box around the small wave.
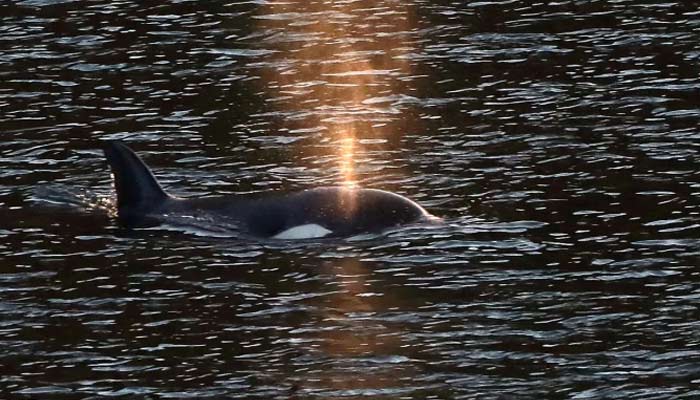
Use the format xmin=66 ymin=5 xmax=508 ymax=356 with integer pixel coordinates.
xmin=29 ymin=184 xmax=114 ymax=215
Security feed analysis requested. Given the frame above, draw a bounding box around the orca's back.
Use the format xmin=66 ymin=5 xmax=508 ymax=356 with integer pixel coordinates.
xmin=241 ymin=187 xmax=430 ymax=237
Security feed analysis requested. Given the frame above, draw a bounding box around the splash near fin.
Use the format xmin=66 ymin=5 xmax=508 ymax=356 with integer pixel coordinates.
xmin=103 ymin=141 xmax=169 ymax=221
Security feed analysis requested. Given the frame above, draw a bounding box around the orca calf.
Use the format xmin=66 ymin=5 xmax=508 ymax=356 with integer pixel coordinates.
xmin=103 ymin=141 xmax=435 ymax=239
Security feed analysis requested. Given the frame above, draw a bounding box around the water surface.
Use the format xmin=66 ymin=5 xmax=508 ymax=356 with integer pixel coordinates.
xmin=1 ymin=1 xmax=700 ymax=399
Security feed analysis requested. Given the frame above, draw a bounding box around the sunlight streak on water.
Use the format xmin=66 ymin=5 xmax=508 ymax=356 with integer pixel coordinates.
xmin=339 ymin=134 xmax=357 ymax=188
xmin=256 ymin=0 xmax=417 ymax=188
xmin=2 ymin=0 xmax=700 ymax=398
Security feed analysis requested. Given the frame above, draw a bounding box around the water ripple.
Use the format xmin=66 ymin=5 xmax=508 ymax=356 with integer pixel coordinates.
xmin=1 ymin=0 xmax=699 ymax=398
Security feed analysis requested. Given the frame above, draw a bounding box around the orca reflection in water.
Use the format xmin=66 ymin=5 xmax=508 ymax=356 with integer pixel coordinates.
xmin=103 ymin=141 xmax=436 ymax=239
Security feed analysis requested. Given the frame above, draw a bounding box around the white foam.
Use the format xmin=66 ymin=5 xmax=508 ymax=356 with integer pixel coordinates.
xmin=273 ymin=224 xmax=333 ymax=240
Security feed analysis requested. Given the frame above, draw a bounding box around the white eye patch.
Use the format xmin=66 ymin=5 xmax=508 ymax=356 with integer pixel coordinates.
xmin=272 ymin=224 xmax=333 ymax=240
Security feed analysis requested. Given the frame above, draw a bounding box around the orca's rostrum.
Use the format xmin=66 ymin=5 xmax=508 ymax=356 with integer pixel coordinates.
xmin=103 ymin=141 xmax=436 ymax=239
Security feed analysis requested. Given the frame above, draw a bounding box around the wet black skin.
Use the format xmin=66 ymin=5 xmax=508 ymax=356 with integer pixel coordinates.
xmin=165 ymin=187 xmax=431 ymax=237
xmin=104 ymin=141 xmax=433 ymax=238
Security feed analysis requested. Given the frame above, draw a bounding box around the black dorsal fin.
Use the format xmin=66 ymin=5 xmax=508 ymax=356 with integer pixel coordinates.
xmin=103 ymin=141 xmax=169 ymax=218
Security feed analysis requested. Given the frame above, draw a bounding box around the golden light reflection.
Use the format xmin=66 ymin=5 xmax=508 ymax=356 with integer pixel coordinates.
xmin=256 ymin=0 xmax=416 ymax=188
xmin=339 ymin=133 xmax=357 ymax=188
xmin=308 ymin=258 xmax=415 ymax=395
xmin=251 ymin=1 xmax=420 ymax=394
xmin=253 ymin=2 xmax=419 ymax=388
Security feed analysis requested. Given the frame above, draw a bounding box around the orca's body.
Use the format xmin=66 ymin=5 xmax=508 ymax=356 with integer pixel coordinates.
xmin=103 ymin=141 xmax=434 ymax=239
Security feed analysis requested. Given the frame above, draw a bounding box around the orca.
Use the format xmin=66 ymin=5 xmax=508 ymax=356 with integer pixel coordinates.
xmin=103 ymin=141 xmax=436 ymax=239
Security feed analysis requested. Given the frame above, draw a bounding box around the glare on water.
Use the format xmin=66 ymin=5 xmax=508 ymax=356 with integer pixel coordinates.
xmin=1 ymin=0 xmax=700 ymax=399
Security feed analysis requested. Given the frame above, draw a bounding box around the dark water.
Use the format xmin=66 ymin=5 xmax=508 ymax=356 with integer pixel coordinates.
xmin=2 ymin=0 xmax=700 ymax=398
